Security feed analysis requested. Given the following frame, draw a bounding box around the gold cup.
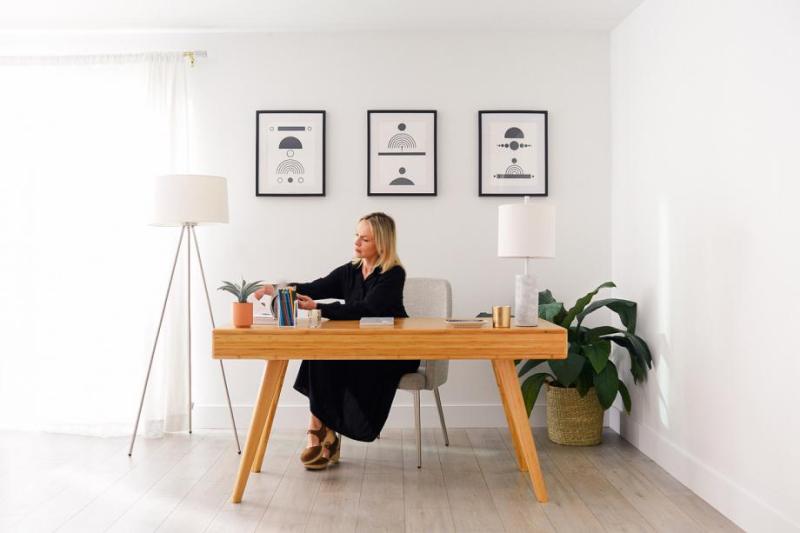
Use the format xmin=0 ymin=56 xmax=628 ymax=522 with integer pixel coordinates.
xmin=492 ymin=305 xmax=511 ymax=328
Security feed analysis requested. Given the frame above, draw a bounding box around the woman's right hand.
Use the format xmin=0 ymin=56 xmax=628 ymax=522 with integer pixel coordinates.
xmin=254 ymin=283 xmax=275 ymax=301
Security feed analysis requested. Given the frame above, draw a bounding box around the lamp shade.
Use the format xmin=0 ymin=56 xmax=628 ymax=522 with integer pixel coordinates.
xmin=497 ymin=202 xmax=556 ymax=258
xmin=151 ymin=174 xmax=229 ymax=226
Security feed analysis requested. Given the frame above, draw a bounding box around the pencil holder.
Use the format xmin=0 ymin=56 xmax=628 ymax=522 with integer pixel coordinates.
xmin=276 ymin=287 xmax=298 ymax=327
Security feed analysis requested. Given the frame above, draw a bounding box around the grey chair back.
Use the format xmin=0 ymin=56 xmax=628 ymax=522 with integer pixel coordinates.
xmin=401 ymin=278 xmax=452 ymax=389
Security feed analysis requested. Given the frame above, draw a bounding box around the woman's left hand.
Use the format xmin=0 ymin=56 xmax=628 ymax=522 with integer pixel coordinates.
xmin=296 ymin=294 xmax=317 ymax=310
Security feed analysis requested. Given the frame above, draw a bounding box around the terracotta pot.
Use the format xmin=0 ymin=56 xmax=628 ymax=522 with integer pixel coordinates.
xmin=232 ymin=302 xmax=253 ymax=328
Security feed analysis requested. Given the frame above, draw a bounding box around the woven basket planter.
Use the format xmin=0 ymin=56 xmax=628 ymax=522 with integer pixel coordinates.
xmin=546 ymin=383 xmax=604 ymax=446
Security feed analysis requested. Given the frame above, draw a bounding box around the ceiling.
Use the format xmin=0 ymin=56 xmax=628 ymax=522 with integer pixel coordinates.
xmin=0 ymin=0 xmax=643 ymax=32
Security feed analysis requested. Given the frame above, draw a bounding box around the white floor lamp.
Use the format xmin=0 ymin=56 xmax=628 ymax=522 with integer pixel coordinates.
xmin=498 ymin=197 xmax=556 ymax=326
xmin=128 ymin=174 xmax=241 ymax=456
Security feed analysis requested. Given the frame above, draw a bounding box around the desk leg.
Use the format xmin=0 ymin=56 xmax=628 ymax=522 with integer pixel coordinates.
xmin=252 ymin=359 xmax=288 ymax=473
xmin=492 ymin=362 xmax=527 ymax=472
xmin=231 ymin=359 xmax=286 ymax=503
xmin=492 ymin=359 xmax=549 ymax=503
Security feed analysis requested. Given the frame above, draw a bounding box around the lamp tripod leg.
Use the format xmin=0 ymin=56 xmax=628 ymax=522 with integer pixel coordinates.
xmin=191 ymin=226 xmax=242 ymax=454
xmin=187 ymin=224 xmax=193 ymax=434
xmin=128 ymin=226 xmax=186 ymax=456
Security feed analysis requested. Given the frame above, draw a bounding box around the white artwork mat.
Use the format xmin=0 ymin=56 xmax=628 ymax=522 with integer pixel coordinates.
xmin=257 ymin=112 xmax=324 ymax=195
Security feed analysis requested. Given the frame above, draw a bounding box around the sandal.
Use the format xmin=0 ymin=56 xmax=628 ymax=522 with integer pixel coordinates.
xmin=300 ymin=425 xmax=328 ymax=465
xmin=327 ymin=430 xmax=341 ymax=465
xmin=303 ymin=428 xmax=339 ymax=471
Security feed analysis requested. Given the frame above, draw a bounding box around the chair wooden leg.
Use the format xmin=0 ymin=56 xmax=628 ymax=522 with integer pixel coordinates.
xmin=492 ymin=362 xmax=526 ymax=471
xmin=493 ymin=359 xmax=549 ymax=503
xmin=231 ymin=359 xmax=285 ymax=503
xmin=413 ymin=390 xmax=422 ymax=468
xmin=252 ymin=359 xmax=288 ymax=473
xmin=433 ymin=387 xmax=449 ymax=446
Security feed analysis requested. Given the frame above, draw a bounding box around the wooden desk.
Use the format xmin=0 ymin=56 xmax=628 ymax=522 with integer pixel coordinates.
xmin=212 ymin=317 xmax=567 ymax=504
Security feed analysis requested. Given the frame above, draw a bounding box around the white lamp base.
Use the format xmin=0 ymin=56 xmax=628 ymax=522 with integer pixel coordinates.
xmin=514 ymin=273 xmax=539 ymax=326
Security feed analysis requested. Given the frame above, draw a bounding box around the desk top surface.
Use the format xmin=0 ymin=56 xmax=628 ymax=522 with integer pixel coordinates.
xmin=213 ymin=317 xmax=567 ymax=360
xmin=216 ymin=317 xmax=563 ymax=334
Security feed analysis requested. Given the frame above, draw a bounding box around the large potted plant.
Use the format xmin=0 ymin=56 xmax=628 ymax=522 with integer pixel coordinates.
xmin=218 ymin=279 xmax=264 ymax=328
xmin=519 ymin=281 xmax=653 ymax=445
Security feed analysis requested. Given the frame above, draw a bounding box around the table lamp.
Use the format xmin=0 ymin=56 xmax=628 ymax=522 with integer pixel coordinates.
xmin=128 ymin=174 xmax=241 ymax=456
xmin=497 ymin=198 xmax=556 ymax=326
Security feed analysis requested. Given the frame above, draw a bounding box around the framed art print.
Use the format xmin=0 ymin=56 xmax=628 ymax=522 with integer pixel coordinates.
xmin=479 ymin=110 xmax=548 ymax=197
xmin=256 ymin=110 xmax=325 ymax=196
xmin=368 ymin=110 xmax=437 ymax=196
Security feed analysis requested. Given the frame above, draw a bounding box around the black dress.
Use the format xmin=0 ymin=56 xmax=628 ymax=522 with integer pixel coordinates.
xmin=292 ymin=262 xmax=419 ymax=442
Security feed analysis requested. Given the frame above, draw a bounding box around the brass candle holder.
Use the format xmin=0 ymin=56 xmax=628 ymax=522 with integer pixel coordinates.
xmin=492 ymin=305 xmax=511 ymax=328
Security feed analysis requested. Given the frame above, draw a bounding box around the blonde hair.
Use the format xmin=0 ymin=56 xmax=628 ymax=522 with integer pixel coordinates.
xmin=352 ymin=212 xmax=402 ymax=273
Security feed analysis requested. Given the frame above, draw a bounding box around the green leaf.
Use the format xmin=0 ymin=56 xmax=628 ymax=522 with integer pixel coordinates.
xmin=586 ymin=325 xmax=625 ymax=339
xmin=618 ymin=381 xmax=632 ymax=414
xmin=521 ymin=373 xmax=551 ymax=417
xmin=583 ymin=339 xmax=611 ymax=374
xmin=577 ymin=298 xmax=637 ymax=334
xmin=608 ymin=334 xmax=653 ymax=384
xmin=560 ymin=281 xmax=616 ymax=328
xmin=217 ymin=286 xmax=238 ymax=297
xmin=539 ymin=289 xmax=557 ymax=305
xmin=218 ymin=279 xmax=264 ymax=303
xmin=593 ymin=361 xmax=619 ymax=410
xmin=576 ymin=366 xmax=593 ymax=397
xmin=518 ymin=359 xmax=547 ymax=377
xmin=538 ymin=302 xmax=565 ymax=322
xmin=548 ymin=349 xmax=585 ymax=387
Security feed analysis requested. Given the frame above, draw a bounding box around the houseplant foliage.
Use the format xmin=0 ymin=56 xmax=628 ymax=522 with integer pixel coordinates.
xmin=518 ymin=281 xmax=653 ymax=416
xmin=218 ymin=279 xmax=264 ymax=328
xmin=218 ymin=279 xmax=264 ymax=303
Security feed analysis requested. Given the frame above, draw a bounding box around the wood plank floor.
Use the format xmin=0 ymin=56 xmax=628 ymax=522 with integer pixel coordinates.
xmin=0 ymin=428 xmax=741 ymax=532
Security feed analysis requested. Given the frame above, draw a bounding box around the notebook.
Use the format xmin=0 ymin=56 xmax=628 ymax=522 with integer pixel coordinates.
xmin=445 ymin=318 xmax=487 ymax=328
xmin=359 ymin=317 xmax=395 ymax=327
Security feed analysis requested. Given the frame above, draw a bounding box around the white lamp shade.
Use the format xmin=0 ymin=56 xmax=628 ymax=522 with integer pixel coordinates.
xmin=151 ymin=174 xmax=229 ymax=226
xmin=497 ymin=202 xmax=556 ymax=258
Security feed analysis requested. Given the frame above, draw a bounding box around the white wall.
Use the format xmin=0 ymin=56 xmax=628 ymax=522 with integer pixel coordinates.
xmin=611 ymin=1 xmax=800 ymax=531
xmin=1 ymin=30 xmax=612 ymax=427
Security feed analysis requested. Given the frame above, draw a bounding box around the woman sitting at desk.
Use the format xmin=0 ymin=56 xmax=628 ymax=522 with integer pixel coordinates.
xmin=254 ymin=212 xmax=418 ymax=470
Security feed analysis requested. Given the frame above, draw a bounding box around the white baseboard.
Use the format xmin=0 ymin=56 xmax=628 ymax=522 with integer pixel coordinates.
xmin=194 ymin=402 xmax=548 ymax=430
xmin=614 ymin=407 xmax=799 ymax=533
xmin=194 ymin=401 xmax=613 ymax=432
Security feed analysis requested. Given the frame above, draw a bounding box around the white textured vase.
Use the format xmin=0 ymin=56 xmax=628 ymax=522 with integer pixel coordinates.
xmin=514 ymin=274 xmax=539 ymax=326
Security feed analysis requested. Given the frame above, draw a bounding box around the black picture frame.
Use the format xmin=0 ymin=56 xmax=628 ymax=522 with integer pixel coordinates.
xmin=256 ymin=110 xmax=326 ymax=197
xmin=479 ymin=110 xmax=548 ymax=197
xmin=367 ymin=110 xmax=437 ymax=196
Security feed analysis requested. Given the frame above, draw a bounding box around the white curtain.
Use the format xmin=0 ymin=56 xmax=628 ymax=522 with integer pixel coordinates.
xmin=0 ymin=52 xmax=194 ymax=437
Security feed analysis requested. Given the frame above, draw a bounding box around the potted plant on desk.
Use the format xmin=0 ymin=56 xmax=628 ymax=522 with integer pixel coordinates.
xmin=519 ymin=281 xmax=653 ymax=445
xmin=218 ymin=279 xmax=264 ymax=328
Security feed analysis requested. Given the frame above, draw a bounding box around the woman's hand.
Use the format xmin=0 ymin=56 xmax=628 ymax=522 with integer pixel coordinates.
xmin=296 ymin=294 xmax=317 ymax=310
xmin=253 ymin=283 xmax=275 ymax=301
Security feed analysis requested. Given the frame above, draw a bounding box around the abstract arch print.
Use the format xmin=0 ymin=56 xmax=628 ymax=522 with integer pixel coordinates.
xmin=368 ymin=110 xmax=437 ymax=196
xmin=479 ymin=111 xmax=548 ymax=197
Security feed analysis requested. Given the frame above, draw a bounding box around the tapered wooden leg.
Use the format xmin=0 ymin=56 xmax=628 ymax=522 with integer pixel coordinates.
xmin=231 ymin=359 xmax=286 ymax=503
xmin=492 ymin=362 xmax=527 ymax=471
xmin=252 ymin=359 xmax=288 ymax=473
xmin=493 ymin=359 xmax=549 ymax=503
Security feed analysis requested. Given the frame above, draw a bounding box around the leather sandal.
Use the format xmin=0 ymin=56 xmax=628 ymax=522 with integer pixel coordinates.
xmin=327 ymin=430 xmax=341 ymax=465
xmin=300 ymin=425 xmax=328 ymax=465
xmin=303 ymin=427 xmax=337 ymax=470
